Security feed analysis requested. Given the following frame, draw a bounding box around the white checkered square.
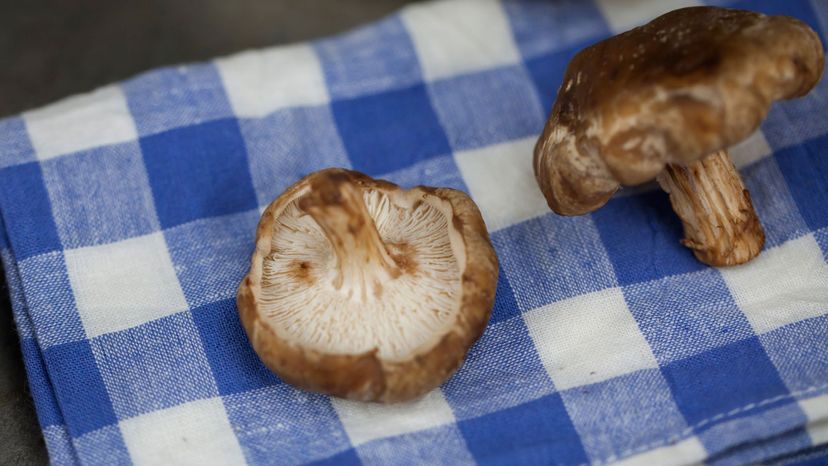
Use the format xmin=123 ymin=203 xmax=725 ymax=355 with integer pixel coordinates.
xmin=332 ymin=389 xmax=455 ymax=446
xmin=65 ymin=232 xmax=188 ymax=338
xmin=805 ymin=407 xmax=828 ymax=449
xmin=454 ymin=137 xmax=549 ymax=232
xmin=614 ymin=437 xmax=705 ymax=466
xmin=730 ymin=130 xmax=773 ymax=169
xmin=524 ymin=288 xmax=658 ymax=391
xmin=808 ymin=420 xmax=828 ymax=447
xmin=595 ymin=0 xmax=702 ymax=33
xmin=216 ymin=44 xmax=329 ymax=118
xmin=120 ymin=397 xmax=245 ymax=466
xmin=23 ymin=85 xmax=138 ymax=161
xmin=402 ymin=0 xmax=520 ymax=81
xmin=721 ymin=234 xmax=828 ymax=335
xmin=799 ymin=393 xmax=828 ymax=445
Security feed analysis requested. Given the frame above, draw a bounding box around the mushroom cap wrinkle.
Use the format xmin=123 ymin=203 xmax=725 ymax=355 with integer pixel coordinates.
xmin=237 ymin=168 xmax=498 ymax=402
xmin=534 ymin=6 xmax=825 ymax=215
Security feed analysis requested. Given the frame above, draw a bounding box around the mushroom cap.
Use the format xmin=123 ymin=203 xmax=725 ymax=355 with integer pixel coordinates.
xmin=237 ymin=168 xmax=498 ymax=402
xmin=534 ymin=6 xmax=825 ymax=215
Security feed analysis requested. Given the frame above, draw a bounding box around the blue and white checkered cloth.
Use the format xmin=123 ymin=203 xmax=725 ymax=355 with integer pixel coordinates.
xmin=2 ymin=0 xmax=828 ymax=464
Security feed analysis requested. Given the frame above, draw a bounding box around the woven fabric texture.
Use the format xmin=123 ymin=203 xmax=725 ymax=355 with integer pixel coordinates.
xmin=2 ymin=0 xmax=828 ymax=464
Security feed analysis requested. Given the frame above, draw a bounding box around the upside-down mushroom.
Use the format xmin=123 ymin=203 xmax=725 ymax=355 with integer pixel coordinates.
xmin=534 ymin=6 xmax=825 ymax=266
xmin=237 ymin=169 xmax=498 ymax=402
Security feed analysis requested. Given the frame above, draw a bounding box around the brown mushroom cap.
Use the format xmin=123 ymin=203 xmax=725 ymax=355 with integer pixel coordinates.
xmin=534 ymin=6 xmax=825 ymax=215
xmin=237 ymin=168 xmax=498 ymax=403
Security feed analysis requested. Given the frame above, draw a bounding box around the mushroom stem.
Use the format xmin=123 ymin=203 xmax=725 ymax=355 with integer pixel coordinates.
xmin=656 ymin=150 xmax=765 ymax=266
xmin=298 ymin=172 xmax=400 ymax=301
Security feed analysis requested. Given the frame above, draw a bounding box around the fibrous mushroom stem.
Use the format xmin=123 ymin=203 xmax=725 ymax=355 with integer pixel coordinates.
xmin=656 ymin=150 xmax=765 ymax=267
xmin=298 ymin=173 xmax=400 ymax=302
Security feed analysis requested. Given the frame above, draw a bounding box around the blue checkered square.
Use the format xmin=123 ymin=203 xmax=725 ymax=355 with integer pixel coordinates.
xmin=776 ymin=133 xmax=828 ymax=230
xmin=0 ymin=162 xmax=62 ymax=260
xmin=192 ymin=299 xmax=279 ymax=396
xmin=489 ymin=267 xmax=520 ymax=324
xmin=309 ymin=450 xmax=361 ymax=466
xmin=443 ymin=318 xmax=553 ymax=420
xmin=356 ymin=425 xmax=474 ymax=465
xmin=623 ymin=268 xmax=754 ymax=364
xmin=762 ymin=64 xmax=828 ymax=151
xmin=0 ymin=116 xmax=35 ymax=169
xmin=18 ymin=252 xmax=84 ymax=348
xmin=44 ymin=339 xmax=117 ymax=436
xmin=524 ymin=42 xmax=589 ymax=114
xmin=238 ymin=105 xmax=350 ymax=207
xmin=91 ymin=312 xmax=218 ymax=419
xmin=378 ymin=154 xmax=467 ymax=192
xmin=223 ymin=385 xmax=351 ymax=465
xmin=332 ymin=84 xmax=450 ymax=175
xmin=661 ymin=336 xmax=790 ymax=427
xmin=493 ymin=213 xmax=616 ymax=310
xmin=316 ymin=16 xmax=422 ymax=99
xmin=429 ymin=65 xmax=544 ymax=151
xmin=20 ymin=338 xmax=64 ymax=428
xmin=41 ymin=142 xmax=159 ymax=249
xmin=814 ymin=0 xmax=828 ymax=37
xmin=0 ymin=214 xmax=7 ymax=251
xmin=124 ymin=63 xmax=233 ymax=136
xmin=761 ymin=313 xmax=828 ymax=392
xmin=458 ymin=392 xmax=588 ymax=465
xmin=141 ymin=119 xmax=258 ymax=229
xmin=503 ymin=0 xmax=608 ymax=59
xmin=741 ymin=157 xmax=810 ymax=247
xmin=75 ymin=425 xmax=130 ymax=465
xmin=560 ymin=369 xmax=686 ymax=462
xmin=165 ymin=210 xmax=258 ymax=308
xmin=593 ymin=191 xmax=706 ymax=286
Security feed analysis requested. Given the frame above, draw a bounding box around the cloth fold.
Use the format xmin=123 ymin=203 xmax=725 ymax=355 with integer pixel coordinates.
xmin=2 ymin=0 xmax=828 ymax=464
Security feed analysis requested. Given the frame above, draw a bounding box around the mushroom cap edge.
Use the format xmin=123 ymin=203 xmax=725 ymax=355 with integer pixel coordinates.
xmin=236 ymin=168 xmax=499 ymax=403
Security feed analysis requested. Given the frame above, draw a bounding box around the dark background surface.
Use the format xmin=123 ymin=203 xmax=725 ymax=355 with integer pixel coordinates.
xmin=0 ymin=1 xmax=416 ymax=463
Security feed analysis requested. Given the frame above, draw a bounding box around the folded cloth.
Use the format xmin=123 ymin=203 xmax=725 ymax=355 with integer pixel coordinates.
xmin=2 ymin=0 xmax=828 ymax=464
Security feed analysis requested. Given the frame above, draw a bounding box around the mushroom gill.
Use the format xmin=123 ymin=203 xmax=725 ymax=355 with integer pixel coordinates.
xmin=259 ymin=180 xmax=463 ymax=361
xmin=237 ymin=168 xmax=498 ymax=402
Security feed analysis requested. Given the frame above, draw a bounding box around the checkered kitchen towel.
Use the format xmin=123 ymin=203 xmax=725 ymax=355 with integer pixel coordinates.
xmin=2 ymin=0 xmax=828 ymax=464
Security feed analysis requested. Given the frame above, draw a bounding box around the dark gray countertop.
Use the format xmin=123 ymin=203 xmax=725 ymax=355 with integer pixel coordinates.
xmin=0 ymin=1 xmax=416 ymax=463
